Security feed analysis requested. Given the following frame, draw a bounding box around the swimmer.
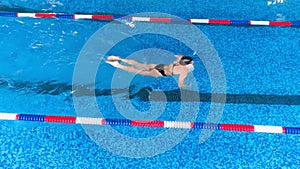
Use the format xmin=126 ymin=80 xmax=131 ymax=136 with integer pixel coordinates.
xmin=106 ymin=55 xmax=194 ymax=88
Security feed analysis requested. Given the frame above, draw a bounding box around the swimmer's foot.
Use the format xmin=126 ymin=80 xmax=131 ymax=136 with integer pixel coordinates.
xmin=107 ymin=55 xmax=121 ymax=61
xmin=106 ymin=60 xmax=121 ymax=68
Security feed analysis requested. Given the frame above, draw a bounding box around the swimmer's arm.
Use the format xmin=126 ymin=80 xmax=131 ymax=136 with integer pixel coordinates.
xmin=178 ymin=72 xmax=191 ymax=88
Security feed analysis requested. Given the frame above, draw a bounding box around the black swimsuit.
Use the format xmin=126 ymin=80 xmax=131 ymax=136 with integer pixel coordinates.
xmin=154 ymin=64 xmax=175 ymax=76
xmin=154 ymin=64 xmax=167 ymax=76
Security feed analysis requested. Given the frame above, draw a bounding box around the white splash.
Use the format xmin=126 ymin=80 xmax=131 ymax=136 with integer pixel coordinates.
xmin=120 ymin=19 xmax=136 ymax=28
xmin=125 ymin=21 xmax=136 ymax=28
xmin=72 ymin=31 xmax=78 ymax=35
xmin=267 ymin=0 xmax=285 ymax=5
xmin=16 ymin=20 xmax=24 ymax=24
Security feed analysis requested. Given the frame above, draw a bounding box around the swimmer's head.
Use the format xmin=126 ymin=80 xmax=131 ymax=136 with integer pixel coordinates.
xmin=179 ymin=56 xmax=193 ymax=65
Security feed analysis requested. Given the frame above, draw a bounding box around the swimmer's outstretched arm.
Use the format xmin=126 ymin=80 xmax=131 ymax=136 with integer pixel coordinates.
xmin=178 ymin=71 xmax=191 ymax=88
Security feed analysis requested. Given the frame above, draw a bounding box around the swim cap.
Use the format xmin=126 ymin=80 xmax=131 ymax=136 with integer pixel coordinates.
xmin=185 ymin=64 xmax=194 ymax=72
xmin=179 ymin=56 xmax=193 ymax=65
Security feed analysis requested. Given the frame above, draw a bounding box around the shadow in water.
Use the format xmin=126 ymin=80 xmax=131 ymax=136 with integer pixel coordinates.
xmin=129 ymin=87 xmax=300 ymax=105
xmin=0 ymin=79 xmax=299 ymax=105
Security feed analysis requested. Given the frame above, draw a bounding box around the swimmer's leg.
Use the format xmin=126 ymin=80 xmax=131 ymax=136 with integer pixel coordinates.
xmin=107 ymin=56 xmax=121 ymax=61
xmin=122 ymin=58 xmax=156 ymax=69
xmin=107 ymin=56 xmax=155 ymax=69
xmin=106 ymin=61 xmax=160 ymax=77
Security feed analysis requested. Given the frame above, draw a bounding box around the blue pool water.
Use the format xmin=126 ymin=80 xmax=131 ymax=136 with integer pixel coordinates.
xmin=1 ymin=0 xmax=300 ymax=168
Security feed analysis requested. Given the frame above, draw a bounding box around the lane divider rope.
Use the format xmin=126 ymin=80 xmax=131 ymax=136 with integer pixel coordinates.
xmin=0 ymin=12 xmax=299 ymax=27
xmin=0 ymin=112 xmax=299 ymax=134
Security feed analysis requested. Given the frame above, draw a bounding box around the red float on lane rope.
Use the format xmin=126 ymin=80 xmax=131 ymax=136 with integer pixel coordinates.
xmin=35 ymin=13 xmax=56 ymax=18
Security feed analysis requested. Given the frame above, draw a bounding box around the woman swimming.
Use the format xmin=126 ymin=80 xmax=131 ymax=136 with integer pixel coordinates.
xmin=106 ymin=55 xmax=194 ymax=88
